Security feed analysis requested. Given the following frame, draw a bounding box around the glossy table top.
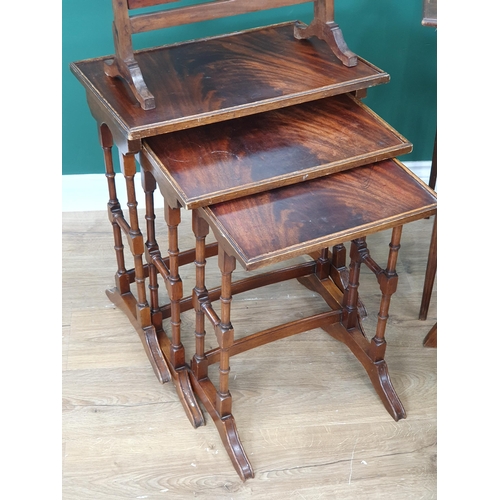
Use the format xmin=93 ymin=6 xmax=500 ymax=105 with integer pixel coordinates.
xmin=199 ymin=159 xmax=437 ymax=270
xmin=142 ymin=93 xmax=412 ymax=208
xmin=71 ymin=22 xmax=389 ymax=140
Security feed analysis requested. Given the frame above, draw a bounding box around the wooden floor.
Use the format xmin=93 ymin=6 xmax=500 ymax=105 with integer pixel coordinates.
xmin=62 ymin=209 xmax=437 ymax=499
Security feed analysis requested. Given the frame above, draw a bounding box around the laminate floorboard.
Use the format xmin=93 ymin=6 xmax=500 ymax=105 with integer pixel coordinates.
xmin=62 ymin=209 xmax=437 ymax=499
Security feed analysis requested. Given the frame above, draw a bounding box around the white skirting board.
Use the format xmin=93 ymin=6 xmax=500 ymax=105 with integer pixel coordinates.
xmin=61 ymin=161 xmax=433 ymax=212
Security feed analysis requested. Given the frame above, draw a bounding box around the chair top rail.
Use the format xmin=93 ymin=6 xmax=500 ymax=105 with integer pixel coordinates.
xmin=128 ymin=0 xmax=180 ymax=9
xmin=129 ymin=0 xmax=310 ymax=34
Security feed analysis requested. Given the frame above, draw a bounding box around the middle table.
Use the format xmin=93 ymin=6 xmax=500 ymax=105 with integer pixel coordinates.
xmin=140 ymin=93 xmax=411 ymax=209
xmin=129 ymin=90 xmax=413 ymax=431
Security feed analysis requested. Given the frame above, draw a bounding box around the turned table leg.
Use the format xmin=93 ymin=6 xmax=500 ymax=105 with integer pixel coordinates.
xmin=142 ymin=170 xmax=164 ymax=336
xmin=323 ymin=228 xmax=406 ymax=421
xmin=155 ymin=205 xmax=204 ymax=428
xmin=100 ymin=125 xmax=129 ymax=295
xmin=189 ymin=242 xmax=254 ymax=481
xmin=368 ymin=225 xmax=402 ymax=362
xmin=210 ymin=249 xmax=253 ymax=480
xmin=99 ymin=125 xmax=169 ymax=383
xmin=191 ymin=211 xmax=210 ymax=381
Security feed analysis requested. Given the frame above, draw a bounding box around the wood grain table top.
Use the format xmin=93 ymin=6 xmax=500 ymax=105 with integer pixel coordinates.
xmin=142 ymin=93 xmax=412 ymax=208
xmin=199 ymin=159 xmax=437 ymax=270
xmin=70 ymin=22 xmax=389 ymax=140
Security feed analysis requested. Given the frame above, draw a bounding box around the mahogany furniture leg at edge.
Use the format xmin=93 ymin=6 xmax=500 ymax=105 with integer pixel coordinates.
xmin=99 ymin=124 xmax=171 ymax=383
xmin=98 ymin=124 xmax=205 ymax=427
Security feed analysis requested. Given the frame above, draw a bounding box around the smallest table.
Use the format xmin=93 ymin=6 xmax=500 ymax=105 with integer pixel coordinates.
xmin=189 ymin=158 xmax=436 ymax=480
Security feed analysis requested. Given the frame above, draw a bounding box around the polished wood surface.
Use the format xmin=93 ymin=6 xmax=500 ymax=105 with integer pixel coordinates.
xmin=142 ymin=93 xmax=412 ymax=208
xmin=200 ymin=160 xmax=437 ymax=270
xmin=70 ymin=22 xmax=388 ymax=140
xmin=104 ymin=1 xmax=357 ymax=109
xmin=62 ymin=210 xmax=436 ymax=498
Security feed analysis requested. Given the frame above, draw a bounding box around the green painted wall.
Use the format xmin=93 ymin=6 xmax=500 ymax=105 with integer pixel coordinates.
xmin=62 ymin=0 xmax=436 ymax=175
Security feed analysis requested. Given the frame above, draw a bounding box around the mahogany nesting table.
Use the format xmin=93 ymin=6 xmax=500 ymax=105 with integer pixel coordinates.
xmin=69 ymin=20 xmax=394 ymax=386
xmin=71 ymin=19 xmax=437 ymax=481
xmin=191 ymin=159 xmax=436 ymax=479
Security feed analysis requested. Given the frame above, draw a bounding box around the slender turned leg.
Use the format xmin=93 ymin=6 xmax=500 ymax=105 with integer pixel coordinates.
xmin=160 ymin=205 xmax=204 ymax=428
xmin=165 ymin=205 xmax=185 ymax=370
xmin=142 ymin=170 xmax=163 ymax=334
xmin=122 ymin=152 xmax=166 ymax=381
xmin=123 ymin=155 xmax=147 ymax=311
xmin=294 ymin=0 xmax=357 ymax=67
xmin=331 ymin=244 xmax=347 ymax=286
xmin=369 ymin=226 xmax=402 ymax=362
xmin=210 ymin=250 xmax=253 ymax=480
xmin=191 ymin=211 xmax=210 ymax=380
xmin=216 ymin=251 xmax=236 ymax=419
xmin=332 ymin=243 xmax=367 ymax=319
xmin=116 ymin=151 xmax=151 ymax=324
xmin=142 ymin=170 xmax=171 ymax=382
xmin=420 ymin=215 xmax=437 ymax=347
xmin=189 ymin=239 xmax=254 ymax=481
xmin=342 ymin=238 xmax=367 ymax=331
xmin=100 ymin=125 xmax=129 ymax=295
xmin=99 ymin=126 xmax=169 ymax=382
xmin=359 ymin=228 xmax=406 ymax=420
xmin=323 ymin=231 xmax=406 ymax=421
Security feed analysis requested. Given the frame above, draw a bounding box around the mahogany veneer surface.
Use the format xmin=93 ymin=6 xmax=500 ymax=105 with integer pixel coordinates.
xmin=200 ymin=159 xmax=437 ymax=270
xmin=143 ymin=93 xmax=412 ymax=208
xmin=70 ymin=22 xmax=389 ymax=138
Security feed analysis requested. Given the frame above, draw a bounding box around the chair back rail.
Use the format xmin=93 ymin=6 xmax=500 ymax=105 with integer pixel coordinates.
xmin=128 ymin=0 xmax=180 ymax=9
xmin=129 ymin=0 xmax=311 ymax=33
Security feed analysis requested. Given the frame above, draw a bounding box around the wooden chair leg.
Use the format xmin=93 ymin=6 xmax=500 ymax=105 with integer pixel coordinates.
xmin=423 ymin=323 xmax=437 ymax=348
xmin=428 ymin=133 xmax=437 ymax=190
xmin=419 ymin=216 xmax=437 ymax=321
xmin=419 ymin=215 xmax=437 ymax=347
xmin=420 ymin=130 xmax=437 ymax=347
